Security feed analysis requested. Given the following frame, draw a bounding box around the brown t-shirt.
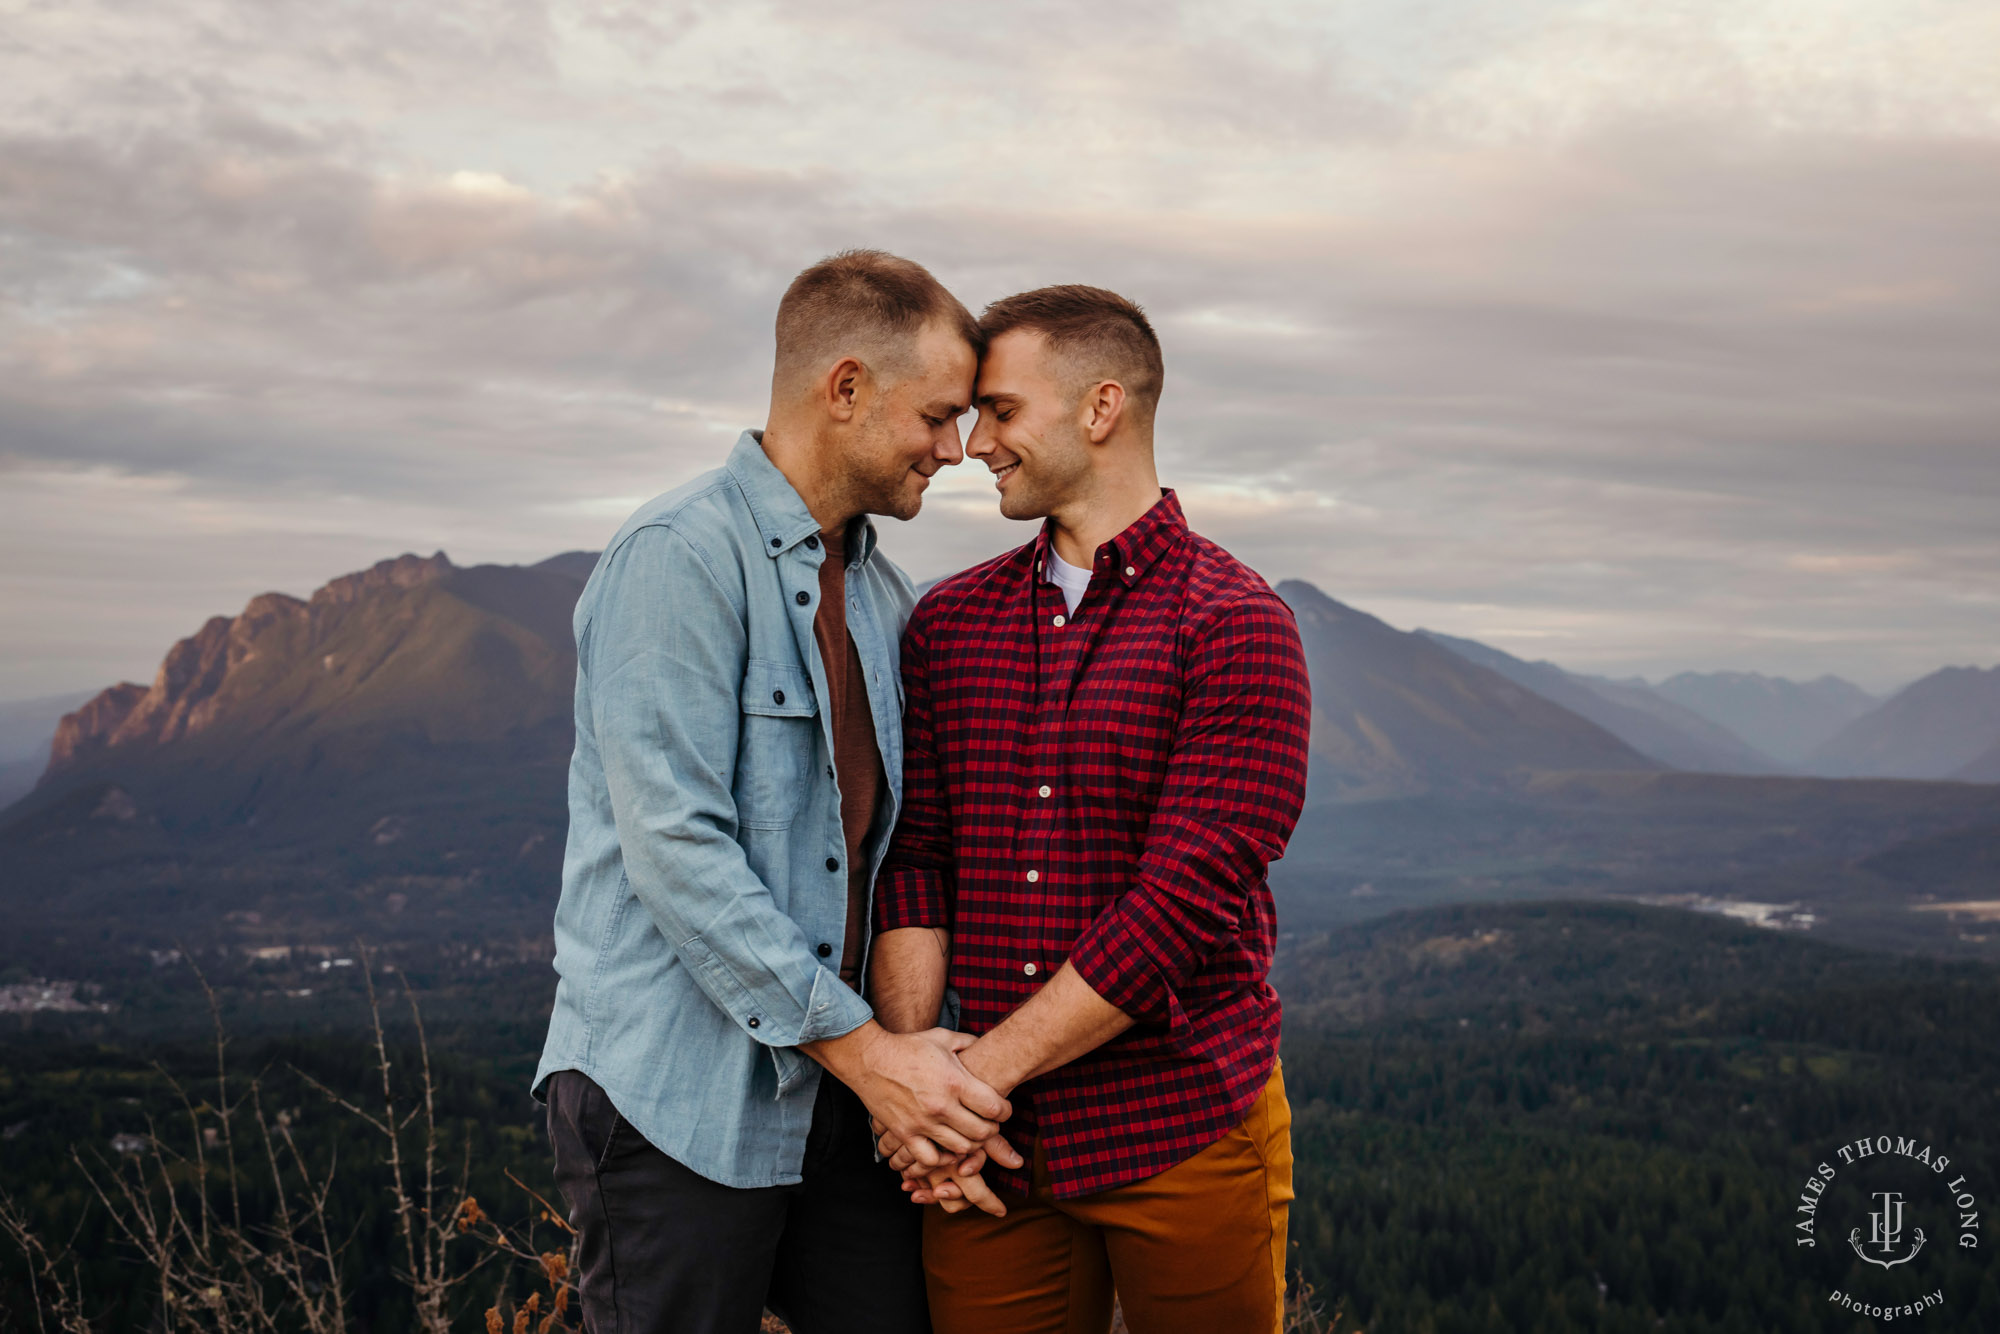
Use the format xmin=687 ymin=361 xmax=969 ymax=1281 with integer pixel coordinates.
xmin=812 ymin=527 xmax=885 ymax=988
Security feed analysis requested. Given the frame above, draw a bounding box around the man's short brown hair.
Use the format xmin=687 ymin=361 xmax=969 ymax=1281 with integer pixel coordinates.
xmin=774 ymin=249 xmax=979 ymax=385
xmin=977 ymin=285 xmax=1164 ymax=423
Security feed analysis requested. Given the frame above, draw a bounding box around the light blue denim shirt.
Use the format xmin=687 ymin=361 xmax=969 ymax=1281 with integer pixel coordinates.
xmin=534 ymin=430 xmax=915 ymax=1189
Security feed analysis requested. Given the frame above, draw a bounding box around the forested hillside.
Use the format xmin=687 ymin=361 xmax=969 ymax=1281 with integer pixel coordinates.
xmin=1279 ymin=904 xmax=1999 ymax=1332
xmin=5 ymin=903 xmax=1994 ymax=1332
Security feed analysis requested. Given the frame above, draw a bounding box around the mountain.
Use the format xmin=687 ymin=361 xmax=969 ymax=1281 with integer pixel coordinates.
xmin=1 ymin=551 xmax=601 ymax=951
xmin=1276 ymin=582 xmax=1657 ymax=799
xmin=11 ymin=555 xmax=1994 ymax=971
xmin=1957 ymin=736 xmax=2000 ymax=783
xmin=1416 ymin=630 xmax=1783 ymax=774
xmin=26 ymin=550 xmax=589 ymax=815
xmin=0 ymin=689 xmax=94 ymax=808
xmin=1804 ymin=664 xmax=2000 ymax=780
xmin=1651 ymin=670 xmax=1878 ymax=767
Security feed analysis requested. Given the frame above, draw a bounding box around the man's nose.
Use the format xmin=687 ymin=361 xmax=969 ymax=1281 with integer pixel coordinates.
xmin=965 ymin=414 xmax=994 ymax=458
xmin=935 ymin=417 xmax=965 ymax=466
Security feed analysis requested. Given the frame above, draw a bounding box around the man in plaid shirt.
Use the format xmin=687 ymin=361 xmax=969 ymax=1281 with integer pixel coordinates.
xmin=869 ymin=285 xmax=1313 ymax=1334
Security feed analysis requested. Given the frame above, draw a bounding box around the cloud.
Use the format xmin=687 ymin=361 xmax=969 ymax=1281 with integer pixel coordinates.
xmin=2 ymin=0 xmax=1998 ymax=697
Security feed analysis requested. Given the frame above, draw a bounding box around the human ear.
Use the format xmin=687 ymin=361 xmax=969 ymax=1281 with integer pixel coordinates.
xmin=825 ymin=356 xmax=867 ymax=423
xmin=1083 ymin=380 xmax=1127 ymax=444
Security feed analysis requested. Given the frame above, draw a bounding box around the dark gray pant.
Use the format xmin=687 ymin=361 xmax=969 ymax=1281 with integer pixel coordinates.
xmin=545 ymin=1069 xmax=930 ymax=1334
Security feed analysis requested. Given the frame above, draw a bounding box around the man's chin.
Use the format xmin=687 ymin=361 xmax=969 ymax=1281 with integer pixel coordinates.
xmin=996 ymin=492 xmax=1041 ymax=522
xmin=879 ymin=482 xmax=925 ymax=522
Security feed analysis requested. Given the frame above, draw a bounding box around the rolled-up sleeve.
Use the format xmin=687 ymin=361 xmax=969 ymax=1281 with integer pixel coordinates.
xmin=875 ymin=598 xmax=954 ymax=931
xmin=1066 ymin=593 xmax=1311 ymax=1028
xmin=586 ymin=525 xmax=872 ymax=1090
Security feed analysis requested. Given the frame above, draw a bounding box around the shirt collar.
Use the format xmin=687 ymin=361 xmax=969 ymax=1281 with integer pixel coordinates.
xmin=1033 ymin=488 xmax=1186 ymax=591
xmin=726 ymin=429 xmax=879 ymax=567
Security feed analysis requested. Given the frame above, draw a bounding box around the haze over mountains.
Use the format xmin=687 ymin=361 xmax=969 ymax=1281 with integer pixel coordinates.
xmin=0 ymin=690 xmax=91 ymax=808
xmin=14 ymin=550 xmax=1995 ymax=806
xmin=4 ymin=549 xmax=1999 ymax=967
xmin=1416 ymin=632 xmax=2000 ymax=784
xmin=1415 ymin=629 xmax=1783 ymax=776
xmin=1651 ymin=671 xmax=1879 ymax=766
xmin=1804 ymin=665 xmax=2000 ymax=781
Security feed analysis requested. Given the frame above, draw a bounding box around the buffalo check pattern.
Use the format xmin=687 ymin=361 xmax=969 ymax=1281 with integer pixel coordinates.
xmin=876 ymin=491 xmax=1312 ymax=1198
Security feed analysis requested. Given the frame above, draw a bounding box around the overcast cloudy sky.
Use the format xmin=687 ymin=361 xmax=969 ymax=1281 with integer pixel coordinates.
xmin=3 ymin=0 xmax=1997 ymax=700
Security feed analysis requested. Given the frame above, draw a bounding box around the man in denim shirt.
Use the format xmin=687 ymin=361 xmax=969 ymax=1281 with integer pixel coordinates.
xmin=535 ymin=251 xmax=1016 ymax=1333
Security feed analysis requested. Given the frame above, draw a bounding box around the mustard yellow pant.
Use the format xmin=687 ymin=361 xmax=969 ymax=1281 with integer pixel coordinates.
xmin=922 ymin=1063 xmax=1293 ymax=1334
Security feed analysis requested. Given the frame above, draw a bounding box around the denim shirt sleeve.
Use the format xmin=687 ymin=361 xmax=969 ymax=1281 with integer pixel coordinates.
xmin=583 ymin=523 xmax=874 ymax=1082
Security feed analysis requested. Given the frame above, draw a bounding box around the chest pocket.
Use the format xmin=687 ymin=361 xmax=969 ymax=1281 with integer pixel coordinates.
xmin=735 ymin=659 xmax=819 ymax=830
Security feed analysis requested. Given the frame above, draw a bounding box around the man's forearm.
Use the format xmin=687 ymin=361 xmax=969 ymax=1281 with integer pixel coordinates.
xmin=869 ymin=926 xmax=950 ymax=1034
xmin=960 ymin=962 xmax=1134 ymax=1096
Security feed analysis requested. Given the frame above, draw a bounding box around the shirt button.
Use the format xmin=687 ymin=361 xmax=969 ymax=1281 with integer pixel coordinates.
xmin=1052 ymin=615 xmax=1065 ymax=627
xmin=817 ymin=943 xmax=832 ymax=958
xmin=1038 ymin=785 xmax=1051 ymax=798
xmin=805 ymin=535 xmax=819 ymax=549
xmin=826 ymin=857 xmax=840 ymax=872
xmin=796 ymin=591 xmax=811 ymax=606
xmin=770 ymin=537 xmax=782 ymax=548
xmin=772 ymin=690 xmax=785 ymax=705
xmin=1026 ymin=869 xmax=1039 ymax=883
xmin=747 ymin=1017 xmax=760 ymax=1029
xmin=1024 ymin=963 xmax=1038 ymax=976
xmin=1125 ymin=566 xmax=1136 ymax=577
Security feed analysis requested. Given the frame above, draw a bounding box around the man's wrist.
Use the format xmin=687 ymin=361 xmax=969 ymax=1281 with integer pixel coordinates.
xmin=804 ymin=1018 xmax=882 ymax=1082
xmin=958 ymin=1034 xmax=1025 ymax=1099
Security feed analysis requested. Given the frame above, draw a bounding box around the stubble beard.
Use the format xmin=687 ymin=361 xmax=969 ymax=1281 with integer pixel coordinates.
xmin=846 ymin=413 xmax=926 ymax=522
xmin=1000 ymin=426 xmax=1091 ymax=523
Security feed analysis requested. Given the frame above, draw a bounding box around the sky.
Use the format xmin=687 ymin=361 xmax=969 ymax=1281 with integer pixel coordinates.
xmin=3 ymin=0 xmax=1998 ymax=701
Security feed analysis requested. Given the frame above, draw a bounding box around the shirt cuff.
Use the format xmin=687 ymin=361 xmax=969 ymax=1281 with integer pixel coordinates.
xmin=1067 ymin=905 xmax=1191 ymax=1032
xmin=768 ymin=968 xmax=873 ymax=1098
xmin=874 ymin=865 xmax=951 ymax=931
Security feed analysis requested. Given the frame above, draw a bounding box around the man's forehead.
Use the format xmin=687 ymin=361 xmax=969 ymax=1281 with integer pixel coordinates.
xmin=975 ymin=333 xmax=1053 ymax=400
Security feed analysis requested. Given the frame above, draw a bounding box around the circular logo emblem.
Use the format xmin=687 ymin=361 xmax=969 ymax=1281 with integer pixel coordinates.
xmin=1794 ymin=1134 xmax=1983 ymax=1321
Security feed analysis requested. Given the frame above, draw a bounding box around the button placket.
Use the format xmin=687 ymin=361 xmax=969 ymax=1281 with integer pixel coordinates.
xmin=1029 ymin=564 xmax=1100 ymax=995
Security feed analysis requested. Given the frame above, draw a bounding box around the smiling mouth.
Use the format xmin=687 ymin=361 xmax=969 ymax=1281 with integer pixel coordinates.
xmin=992 ymin=462 xmax=1019 ymax=485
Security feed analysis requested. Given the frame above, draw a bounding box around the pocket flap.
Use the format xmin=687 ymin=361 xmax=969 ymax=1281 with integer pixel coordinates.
xmin=742 ymin=659 xmax=817 ymax=718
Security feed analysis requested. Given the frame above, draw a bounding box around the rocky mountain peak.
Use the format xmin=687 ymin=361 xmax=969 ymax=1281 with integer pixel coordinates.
xmin=311 ymin=552 xmax=453 ymax=608
xmin=42 ymin=552 xmax=459 ymax=779
xmin=46 ymin=684 xmax=149 ymax=774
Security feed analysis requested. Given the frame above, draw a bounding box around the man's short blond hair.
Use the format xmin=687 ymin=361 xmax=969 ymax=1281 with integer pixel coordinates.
xmin=774 ymin=250 xmax=979 ymax=387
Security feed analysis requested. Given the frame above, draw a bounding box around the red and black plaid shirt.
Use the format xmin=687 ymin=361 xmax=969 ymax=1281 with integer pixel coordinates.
xmin=876 ymin=491 xmax=1312 ymax=1198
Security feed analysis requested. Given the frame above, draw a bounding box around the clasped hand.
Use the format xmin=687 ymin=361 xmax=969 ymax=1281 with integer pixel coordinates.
xmin=868 ymin=1035 xmax=1023 ymax=1218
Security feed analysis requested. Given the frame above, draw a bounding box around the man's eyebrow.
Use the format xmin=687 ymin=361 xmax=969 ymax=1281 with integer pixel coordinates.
xmin=975 ymin=391 xmax=1021 ymax=407
xmin=929 ymin=399 xmax=970 ymax=416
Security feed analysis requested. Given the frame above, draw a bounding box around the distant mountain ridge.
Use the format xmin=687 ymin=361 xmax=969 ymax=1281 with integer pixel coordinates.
xmin=1416 ymin=629 xmax=1784 ymax=774
xmin=19 ymin=565 xmax=1660 ymax=826
xmin=49 ymin=552 xmax=459 ymax=772
xmin=1277 ymin=582 xmax=1657 ymax=799
xmin=18 ymin=550 xmax=598 ymax=841
xmin=1651 ymin=670 xmax=1878 ymax=767
xmin=1806 ymin=664 xmax=2000 ymax=780
xmin=0 ymin=690 xmax=94 ymax=809
xmin=6 ymin=552 xmax=2000 ymax=970
xmin=1957 ymin=738 xmax=2000 ymax=783
xmin=29 ymin=556 xmax=1989 ymax=824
